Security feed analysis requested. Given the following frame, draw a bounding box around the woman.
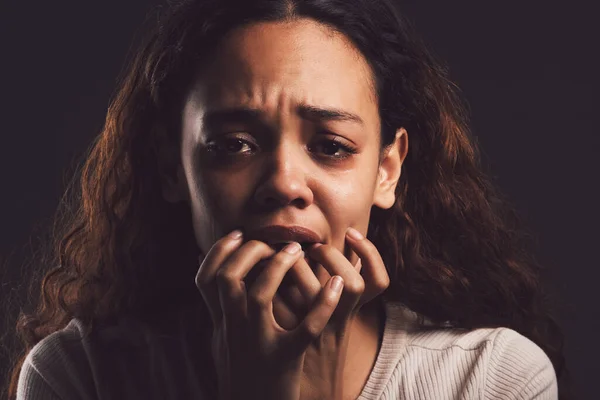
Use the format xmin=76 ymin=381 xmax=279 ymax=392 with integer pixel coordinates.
xmin=8 ymin=0 xmax=566 ymax=398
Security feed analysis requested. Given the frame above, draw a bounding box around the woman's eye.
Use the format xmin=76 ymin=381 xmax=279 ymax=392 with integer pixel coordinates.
xmin=207 ymin=137 xmax=255 ymax=155
xmin=310 ymin=138 xmax=358 ymax=159
xmin=205 ymin=135 xmax=356 ymax=160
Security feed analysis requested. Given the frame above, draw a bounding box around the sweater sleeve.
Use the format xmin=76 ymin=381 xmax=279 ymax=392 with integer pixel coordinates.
xmin=15 ymin=320 xmax=98 ymax=400
xmin=17 ymin=357 xmax=63 ymax=400
xmin=485 ymin=328 xmax=558 ymax=400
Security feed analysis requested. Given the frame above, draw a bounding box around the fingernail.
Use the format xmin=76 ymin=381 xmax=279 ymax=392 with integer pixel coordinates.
xmin=228 ymin=230 xmax=243 ymax=239
xmin=346 ymin=227 xmax=363 ymax=240
xmin=331 ymin=276 xmax=344 ymax=292
xmin=283 ymin=242 xmax=301 ymax=254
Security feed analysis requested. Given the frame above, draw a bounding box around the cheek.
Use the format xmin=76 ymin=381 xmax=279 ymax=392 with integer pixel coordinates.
xmin=321 ymin=182 xmax=373 ymax=265
xmin=319 ymin=172 xmax=376 ymax=244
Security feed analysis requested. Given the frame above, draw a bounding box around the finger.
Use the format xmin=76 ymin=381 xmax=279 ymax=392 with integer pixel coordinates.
xmin=354 ymin=258 xmax=363 ymax=274
xmin=287 ymin=255 xmax=321 ymax=306
xmin=273 ymin=256 xmax=320 ymax=329
xmin=194 ymin=230 xmax=244 ymax=325
xmin=286 ymin=275 xmax=344 ymax=357
xmin=215 ymin=240 xmax=276 ymax=324
xmin=272 ymin=294 xmax=302 ymax=331
xmin=276 ymin=276 xmax=307 ymax=314
xmin=247 ymin=242 xmax=306 ymax=327
xmin=307 ymin=244 xmax=364 ymax=317
xmin=345 ymin=227 xmax=390 ymax=306
xmin=274 ymin=256 xmax=321 ymax=318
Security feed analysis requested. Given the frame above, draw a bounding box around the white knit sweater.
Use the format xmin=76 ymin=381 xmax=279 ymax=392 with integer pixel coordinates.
xmin=17 ymin=302 xmax=557 ymax=399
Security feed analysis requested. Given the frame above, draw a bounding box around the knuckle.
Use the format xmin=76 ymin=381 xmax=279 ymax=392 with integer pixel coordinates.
xmin=302 ymin=320 xmax=322 ymax=338
xmin=345 ymin=278 xmax=365 ymax=295
xmin=271 ymin=252 xmax=297 ymax=267
xmin=371 ymin=269 xmax=391 ymax=290
xmin=245 ymin=240 xmax=276 ymax=260
xmin=194 ymin=273 xmax=208 ymax=288
xmin=322 ymin=293 xmax=339 ymax=308
xmin=247 ymin=239 xmax=271 ymax=252
xmin=248 ymin=290 xmax=270 ymax=308
xmin=379 ymin=274 xmax=391 ymax=289
xmin=215 ymin=268 xmax=238 ymax=286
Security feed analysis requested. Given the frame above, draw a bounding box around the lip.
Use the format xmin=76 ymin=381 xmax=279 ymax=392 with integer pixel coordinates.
xmin=246 ymin=225 xmax=323 ymax=246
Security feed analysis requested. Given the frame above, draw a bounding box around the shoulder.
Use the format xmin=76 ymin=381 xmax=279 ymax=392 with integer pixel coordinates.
xmin=17 ymin=311 xmax=214 ymax=400
xmin=480 ymin=328 xmax=557 ymax=399
xmin=406 ymin=323 xmax=539 ymax=353
xmin=404 ymin=325 xmax=558 ymax=399
xmin=17 ymin=319 xmax=97 ymax=400
xmin=17 ymin=316 xmax=157 ymax=400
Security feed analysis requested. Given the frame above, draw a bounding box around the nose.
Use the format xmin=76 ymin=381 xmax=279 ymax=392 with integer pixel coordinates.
xmin=253 ymin=142 xmax=314 ymax=210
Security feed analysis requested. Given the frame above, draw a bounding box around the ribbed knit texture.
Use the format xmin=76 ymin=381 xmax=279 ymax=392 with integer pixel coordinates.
xmin=17 ymin=302 xmax=557 ymax=399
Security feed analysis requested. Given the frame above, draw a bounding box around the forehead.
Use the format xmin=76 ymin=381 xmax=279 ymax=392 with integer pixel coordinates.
xmin=188 ymin=19 xmax=378 ymax=125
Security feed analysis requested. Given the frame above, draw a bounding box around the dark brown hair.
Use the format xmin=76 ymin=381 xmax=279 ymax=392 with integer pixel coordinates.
xmin=5 ymin=0 xmax=568 ymax=398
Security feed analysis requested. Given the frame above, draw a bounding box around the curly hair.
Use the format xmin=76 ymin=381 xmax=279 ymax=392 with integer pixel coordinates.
xmin=5 ymin=0 xmax=569 ymax=398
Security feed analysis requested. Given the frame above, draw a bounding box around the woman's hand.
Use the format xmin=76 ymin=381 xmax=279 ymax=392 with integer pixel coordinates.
xmin=195 ymin=230 xmax=345 ymax=400
xmin=309 ymin=227 xmax=390 ymax=325
xmin=270 ymin=254 xmax=323 ymax=330
xmin=300 ymin=227 xmax=390 ymax=400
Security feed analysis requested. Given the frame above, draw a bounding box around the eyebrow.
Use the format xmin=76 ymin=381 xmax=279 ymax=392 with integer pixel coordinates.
xmin=202 ymin=103 xmax=364 ymax=129
xmin=297 ymin=104 xmax=364 ymax=125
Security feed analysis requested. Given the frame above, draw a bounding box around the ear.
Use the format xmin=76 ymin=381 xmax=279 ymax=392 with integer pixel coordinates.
xmin=373 ymin=128 xmax=408 ymax=209
xmin=155 ymin=127 xmax=189 ymax=204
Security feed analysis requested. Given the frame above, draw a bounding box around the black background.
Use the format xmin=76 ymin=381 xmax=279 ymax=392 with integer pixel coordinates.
xmin=1 ymin=1 xmax=598 ymax=398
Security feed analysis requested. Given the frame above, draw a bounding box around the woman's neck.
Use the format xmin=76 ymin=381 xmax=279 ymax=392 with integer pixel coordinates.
xmin=300 ymin=296 xmax=386 ymax=400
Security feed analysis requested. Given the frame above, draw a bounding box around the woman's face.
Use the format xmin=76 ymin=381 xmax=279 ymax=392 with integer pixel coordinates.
xmin=166 ymin=18 xmax=407 ymax=284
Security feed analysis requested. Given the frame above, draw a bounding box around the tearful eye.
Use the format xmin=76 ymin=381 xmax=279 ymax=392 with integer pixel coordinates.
xmin=225 ymin=139 xmax=252 ymax=153
xmin=321 ymin=141 xmax=343 ymax=156
xmin=308 ymin=137 xmax=358 ymax=160
xmin=206 ymin=137 xmax=255 ymax=155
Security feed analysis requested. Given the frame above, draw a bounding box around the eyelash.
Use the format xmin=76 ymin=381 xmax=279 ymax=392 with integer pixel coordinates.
xmin=205 ymin=134 xmax=358 ymax=160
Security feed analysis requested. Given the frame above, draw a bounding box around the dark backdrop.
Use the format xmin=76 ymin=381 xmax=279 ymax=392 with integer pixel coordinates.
xmin=1 ymin=1 xmax=598 ymax=398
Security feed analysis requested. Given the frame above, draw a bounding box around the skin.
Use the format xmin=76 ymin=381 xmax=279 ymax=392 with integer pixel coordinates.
xmin=162 ymin=18 xmax=408 ymax=400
